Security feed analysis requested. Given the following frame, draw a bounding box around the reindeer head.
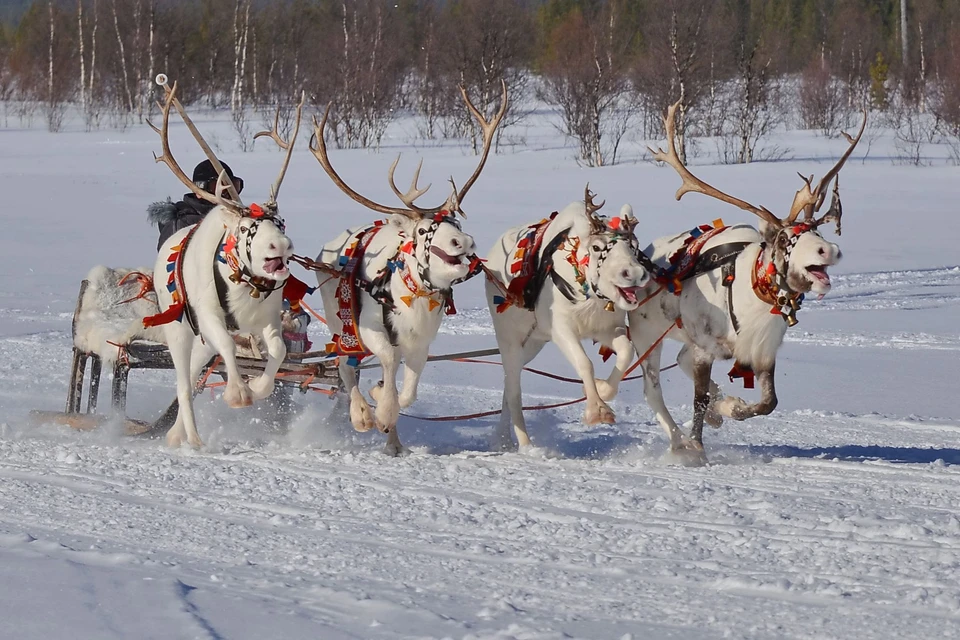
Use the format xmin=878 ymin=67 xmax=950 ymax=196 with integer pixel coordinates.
xmin=232 ymin=206 xmax=294 ymax=281
xmin=149 ymin=75 xmax=304 ymax=287
xmin=310 ymin=81 xmax=507 ymax=292
xmin=582 ymin=187 xmax=650 ymax=310
xmin=649 ymin=100 xmax=864 ymax=301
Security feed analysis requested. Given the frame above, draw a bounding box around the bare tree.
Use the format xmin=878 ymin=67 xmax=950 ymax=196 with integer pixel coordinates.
xmin=634 ymin=0 xmax=720 ymax=164
xmin=428 ymin=0 xmax=533 ymax=152
xmin=538 ymin=3 xmax=634 ymax=167
xmin=322 ymin=0 xmax=408 ymax=150
xmin=799 ymin=58 xmax=848 ymax=135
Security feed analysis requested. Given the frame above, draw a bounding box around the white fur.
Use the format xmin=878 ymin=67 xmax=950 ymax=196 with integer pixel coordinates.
xmin=628 ymin=222 xmax=842 ymax=452
xmin=73 ymin=266 xmax=167 ymax=362
xmin=317 ymin=214 xmax=476 ymax=456
xmin=485 ymin=202 xmax=650 ymax=450
xmin=154 ymin=206 xmax=293 ymax=448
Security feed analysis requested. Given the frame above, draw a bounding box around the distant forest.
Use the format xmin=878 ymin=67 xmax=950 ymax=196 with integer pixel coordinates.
xmin=1 ymin=0 xmax=958 ymax=166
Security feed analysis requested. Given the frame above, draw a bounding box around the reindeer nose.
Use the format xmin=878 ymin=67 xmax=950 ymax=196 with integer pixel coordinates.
xmin=451 ymin=238 xmax=462 ymax=250
xmin=622 ymin=269 xmax=633 ymax=281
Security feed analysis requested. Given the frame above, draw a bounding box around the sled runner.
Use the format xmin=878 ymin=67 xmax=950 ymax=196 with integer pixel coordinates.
xmin=36 ymin=267 xmax=341 ymax=436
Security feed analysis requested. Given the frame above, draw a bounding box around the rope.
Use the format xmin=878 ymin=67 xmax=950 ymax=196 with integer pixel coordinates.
xmin=299 ymin=299 xmax=326 ymax=325
xmin=402 ymin=320 xmax=678 ymax=422
xmin=289 ymin=253 xmax=341 ymax=277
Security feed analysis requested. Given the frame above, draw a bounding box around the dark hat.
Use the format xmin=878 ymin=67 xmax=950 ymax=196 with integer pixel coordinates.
xmin=192 ymin=159 xmax=237 ymax=184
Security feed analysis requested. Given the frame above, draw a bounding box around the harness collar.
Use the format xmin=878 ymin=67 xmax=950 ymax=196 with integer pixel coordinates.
xmin=218 ymin=209 xmax=287 ymax=300
xmin=567 ymin=224 xmax=642 ymax=312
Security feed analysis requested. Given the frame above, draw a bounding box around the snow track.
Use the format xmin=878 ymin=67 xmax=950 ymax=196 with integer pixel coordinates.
xmin=1 ymin=264 xmax=959 ymax=638
xmin=2 ymin=117 xmax=959 ymax=637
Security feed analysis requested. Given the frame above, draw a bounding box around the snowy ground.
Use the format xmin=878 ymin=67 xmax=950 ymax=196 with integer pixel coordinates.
xmin=0 ymin=104 xmax=958 ymax=639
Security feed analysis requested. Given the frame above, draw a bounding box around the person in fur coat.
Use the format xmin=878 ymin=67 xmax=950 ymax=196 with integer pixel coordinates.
xmin=147 ymin=159 xmax=244 ymax=251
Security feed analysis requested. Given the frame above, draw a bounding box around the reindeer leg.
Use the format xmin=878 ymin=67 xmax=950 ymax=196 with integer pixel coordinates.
xmin=595 ymin=328 xmax=635 ymax=402
xmin=196 ymin=317 xmax=253 ymax=409
xmin=249 ymin=318 xmax=286 ymax=401
xmin=677 ymin=344 xmax=725 ymax=428
xmin=338 ymin=359 xmax=375 ymax=432
xmin=164 ymin=328 xmax=204 ymax=448
xmin=690 ymin=350 xmax=715 ymax=453
xmin=639 ymin=342 xmax=686 ymax=449
xmin=715 ymin=364 xmax=778 ymax=420
xmin=357 ymin=329 xmax=403 ymax=455
xmin=555 ymin=327 xmax=613 ymax=425
xmin=397 ymin=344 xmax=428 ymax=409
xmin=497 ymin=338 xmax=545 ymax=450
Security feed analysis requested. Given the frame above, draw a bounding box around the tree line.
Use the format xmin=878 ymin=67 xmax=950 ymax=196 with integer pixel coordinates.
xmin=1 ymin=0 xmax=959 ymax=165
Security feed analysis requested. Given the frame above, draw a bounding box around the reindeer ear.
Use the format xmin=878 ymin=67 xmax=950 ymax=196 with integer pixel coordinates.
xmin=758 ymin=219 xmax=780 ymax=244
xmin=619 ymin=204 xmax=634 ymax=218
xmin=389 ymin=215 xmax=415 ymax=234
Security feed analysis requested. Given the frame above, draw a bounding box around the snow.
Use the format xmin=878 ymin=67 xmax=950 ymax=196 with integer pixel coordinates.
xmin=0 ymin=105 xmax=959 ymax=639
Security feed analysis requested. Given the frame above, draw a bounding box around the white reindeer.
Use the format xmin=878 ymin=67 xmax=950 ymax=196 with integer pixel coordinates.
xmin=146 ymin=77 xmax=303 ymax=448
xmin=309 ymin=83 xmax=507 ymax=456
xmin=484 ymin=187 xmax=651 ymax=450
xmin=630 ymin=101 xmax=865 ymax=463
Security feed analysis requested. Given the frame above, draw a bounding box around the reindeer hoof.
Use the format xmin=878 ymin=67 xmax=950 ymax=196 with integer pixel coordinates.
xmin=715 ymin=396 xmax=746 ymax=420
xmin=594 ymin=379 xmax=617 ymax=402
xmin=705 ymin=407 xmax=724 ymax=428
xmin=585 ymin=404 xmax=616 ymax=426
xmin=187 ymin=435 xmax=205 ymax=449
xmin=382 ymin=442 xmax=410 ymax=457
xmin=248 ymin=374 xmax=275 ymax=401
xmin=166 ymin=427 xmax=185 ymax=448
xmin=224 ymin=382 xmax=253 ymax=408
xmin=349 ymin=388 xmax=376 ymax=432
xmin=666 ymin=439 xmax=708 ymax=467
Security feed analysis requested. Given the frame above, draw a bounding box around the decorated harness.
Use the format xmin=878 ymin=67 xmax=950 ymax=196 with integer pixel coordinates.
xmin=327 ymin=212 xmax=484 ymax=366
xmin=646 ymin=220 xmax=818 ymax=388
xmin=492 ymin=213 xmax=642 ymax=314
xmin=142 ymin=203 xmax=312 ymax=333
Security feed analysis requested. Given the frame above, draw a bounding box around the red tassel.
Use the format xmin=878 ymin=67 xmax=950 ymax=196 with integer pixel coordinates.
xmin=143 ymin=302 xmax=184 ymax=328
xmin=728 ymin=362 xmax=755 ymax=389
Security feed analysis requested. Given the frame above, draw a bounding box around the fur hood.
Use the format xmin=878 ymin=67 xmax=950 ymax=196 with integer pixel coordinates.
xmin=147 ymin=198 xmax=178 ymax=228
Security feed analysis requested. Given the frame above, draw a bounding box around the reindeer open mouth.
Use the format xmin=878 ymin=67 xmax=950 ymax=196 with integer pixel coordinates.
xmin=617 ymin=286 xmax=642 ymax=305
xmin=429 ymin=246 xmax=468 ymax=268
xmin=806 ymin=264 xmax=831 ymax=287
xmin=263 ymin=256 xmax=288 ymax=276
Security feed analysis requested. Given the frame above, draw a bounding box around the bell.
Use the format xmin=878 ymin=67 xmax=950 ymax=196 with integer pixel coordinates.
xmin=788 ymin=297 xmax=801 ymax=312
xmin=786 ymin=312 xmax=799 ymax=327
xmin=249 ymin=288 xmax=261 ymax=299
xmin=604 ymin=301 xmax=615 ymax=312
xmin=229 ymin=272 xmax=243 ymax=284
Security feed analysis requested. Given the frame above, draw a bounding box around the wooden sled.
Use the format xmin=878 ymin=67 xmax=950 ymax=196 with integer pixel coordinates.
xmin=40 ymin=277 xmax=343 ymax=436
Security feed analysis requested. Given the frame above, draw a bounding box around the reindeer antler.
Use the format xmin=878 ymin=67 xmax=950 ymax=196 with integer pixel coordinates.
xmin=254 ymin=91 xmax=306 ymax=208
xmin=788 ymin=109 xmax=867 ymax=223
xmin=310 ymin=82 xmax=509 ymax=220
xmin=649 ymin=100 xmax=783 ymax=228
xmin=149 ymin=74 xmax=243 ymax=207
xmin=584 ymin=184 xmax=608 ymax=234
xmin=147 ymin=77 xmax=243 ymax=214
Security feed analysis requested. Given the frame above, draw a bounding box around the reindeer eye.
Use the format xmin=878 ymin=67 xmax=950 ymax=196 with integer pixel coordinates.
xmin=418 ymin=228 xmax=426 ymax=236
xmin=591 ymin=244 xmax=602 ymax=252
xmin=240 ymin=226 xmax=249 ymax=233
